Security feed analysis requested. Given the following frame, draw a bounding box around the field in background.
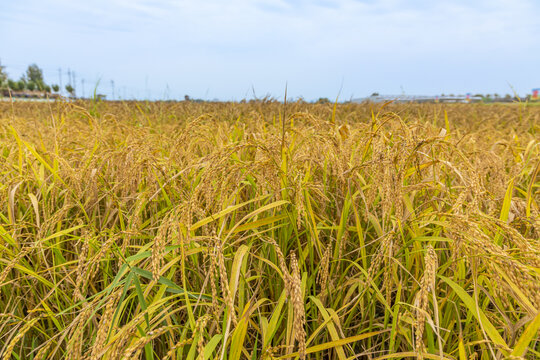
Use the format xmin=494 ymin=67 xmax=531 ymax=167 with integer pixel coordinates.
xmin=0 ymin=100 xmax=539 ymax=359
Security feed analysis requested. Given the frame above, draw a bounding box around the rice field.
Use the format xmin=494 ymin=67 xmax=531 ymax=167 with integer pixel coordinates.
xmin=0 ymin=100 xmax=539 ymax=359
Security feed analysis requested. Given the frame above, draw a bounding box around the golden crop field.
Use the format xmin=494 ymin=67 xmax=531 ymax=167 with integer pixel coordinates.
xmin=0 ymin=100 xmax=539 ymax=359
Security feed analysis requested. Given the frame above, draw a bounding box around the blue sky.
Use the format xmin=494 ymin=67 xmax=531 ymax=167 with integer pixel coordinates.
xmin=1 ymin=0 xmax=538 ymax=100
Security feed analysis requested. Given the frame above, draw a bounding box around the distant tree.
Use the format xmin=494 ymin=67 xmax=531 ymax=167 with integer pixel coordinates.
xmin=317 ymin=97 xmax=331 ymax=104
xmin=44 ymin=85 xmax=51 ymax=93
xmin=184 ymin=95 xmax=190 ymax=101
xmin=65 ymin=84 xmax=75 ymax=97
xmin=16 ymin=80 xmax=26 ymax=91
xmin=27 ymin=81 xmax=36 ymax=91
xmin=0 ymin=61 xmax=7 ymax=87
xmin=370 ymin=92 xmax=380 ymax=97
xmin=52 ymin=84 xmax=60 ymax=93
xmin=7 ymin=79 xmax=16 ymax=90
xmin=26 ymin=64 xmax=44 ymax=84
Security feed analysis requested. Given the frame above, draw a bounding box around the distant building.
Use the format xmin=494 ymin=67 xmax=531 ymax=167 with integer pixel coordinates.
xmin=352 ymin=94 xmax=482 ymax=104
xmin=1 ymin=89 xmax=59 ymax=99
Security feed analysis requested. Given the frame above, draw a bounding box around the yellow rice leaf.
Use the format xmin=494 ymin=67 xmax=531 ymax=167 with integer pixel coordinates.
xmin=510 ymin=311 xmax=540 ymax=357
xmin=278 ymin=330 xmax=387 ymax=359
xmin=440 ymin=276 xmax=510 ymax=356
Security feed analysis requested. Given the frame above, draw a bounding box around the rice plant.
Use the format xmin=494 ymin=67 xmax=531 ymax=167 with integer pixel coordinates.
xmin=0 ymin=100 xmax=539 ymax=359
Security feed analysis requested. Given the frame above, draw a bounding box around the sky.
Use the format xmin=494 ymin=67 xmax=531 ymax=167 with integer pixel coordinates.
xmin=1 ymin=0 xmax=539 ymax=101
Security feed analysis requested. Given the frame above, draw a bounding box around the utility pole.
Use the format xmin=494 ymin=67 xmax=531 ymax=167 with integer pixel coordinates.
xmin=72 ymin=72 xmax=77 ymax=97
xmin=165 ymin=83 xmax=170 ymax=100
xmin=81 ymin=79 xmax=85 ymax=99
xmin=58 ymin=68 xmax=62 ymax=96
xmin=111 ymin=80 xmax=115 ymax=100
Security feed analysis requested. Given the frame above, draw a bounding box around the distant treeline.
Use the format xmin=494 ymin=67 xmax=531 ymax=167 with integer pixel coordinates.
xmin=2 ymin=62 xmax=537 ymax=102
xmin=0 ymin=62 xmax=75 ymax=97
